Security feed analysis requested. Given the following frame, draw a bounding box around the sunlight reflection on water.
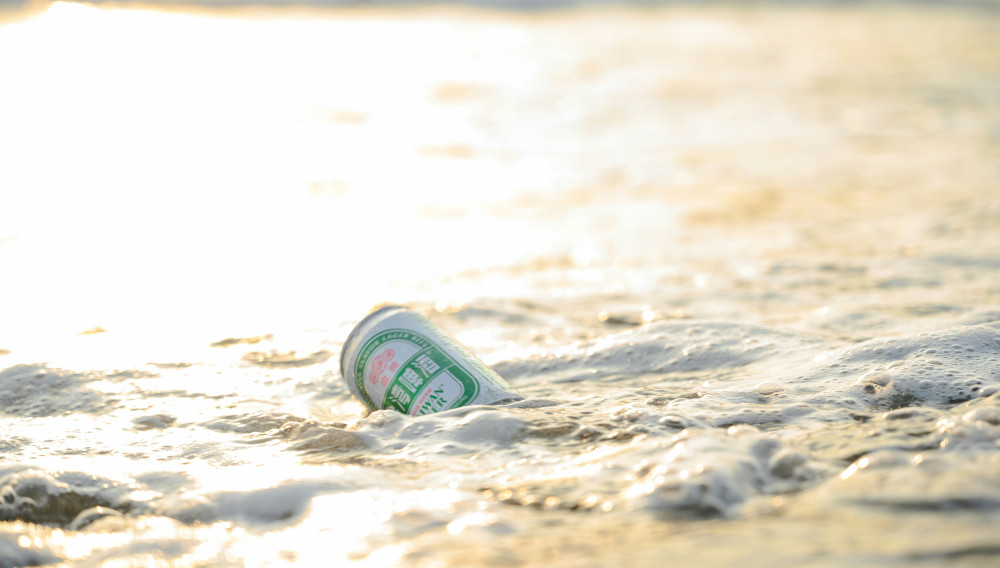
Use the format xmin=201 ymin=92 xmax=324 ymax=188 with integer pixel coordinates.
xmin=1 ymin=2 xmax=575 ymax=355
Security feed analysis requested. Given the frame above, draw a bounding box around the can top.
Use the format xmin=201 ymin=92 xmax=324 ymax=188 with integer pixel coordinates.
xmin=338 ymin=304 xmax=408 ymax=394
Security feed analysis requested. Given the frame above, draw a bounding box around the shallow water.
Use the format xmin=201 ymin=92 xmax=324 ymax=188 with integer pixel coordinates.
xmin=1 ymin=1 xmax=1000 ymax=566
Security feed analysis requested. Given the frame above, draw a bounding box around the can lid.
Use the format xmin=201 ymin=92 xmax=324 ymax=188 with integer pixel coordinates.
xmin=338 ymin=304 xmax=409 ymax=395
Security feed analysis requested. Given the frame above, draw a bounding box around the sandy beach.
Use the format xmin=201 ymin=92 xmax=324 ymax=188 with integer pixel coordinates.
xmin=1 ymin=1 xmax=999 ymax=565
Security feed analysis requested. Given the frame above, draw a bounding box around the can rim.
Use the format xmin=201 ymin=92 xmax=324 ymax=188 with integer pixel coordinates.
xmin=338 ymin=304 xmax=409 ymax=394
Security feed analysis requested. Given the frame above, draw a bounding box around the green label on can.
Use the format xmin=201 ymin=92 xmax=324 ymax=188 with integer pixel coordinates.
xmin=355 ymin=328 xmax=481 ymax=415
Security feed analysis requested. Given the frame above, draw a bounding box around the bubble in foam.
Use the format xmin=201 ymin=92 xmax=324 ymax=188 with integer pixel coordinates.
xmin=620 ymin=426 xmax=832 ymax=518
xmin=0 ymin=470 xmax=127 ymax=527
xmin=809 ymin=325 xmax=1000 ymax=412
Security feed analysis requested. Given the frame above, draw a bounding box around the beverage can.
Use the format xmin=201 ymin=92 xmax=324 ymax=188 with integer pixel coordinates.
xmin=339 ymin=305 xmax=522 ymax=415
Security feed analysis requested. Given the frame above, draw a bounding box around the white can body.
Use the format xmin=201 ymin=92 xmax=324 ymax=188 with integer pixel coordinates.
xmin=339 ymin=306 xmax=521 ymax=415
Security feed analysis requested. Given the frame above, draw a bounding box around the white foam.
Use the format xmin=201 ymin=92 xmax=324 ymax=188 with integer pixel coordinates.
xmin=0 ymin=534 xmax=60 ymax=568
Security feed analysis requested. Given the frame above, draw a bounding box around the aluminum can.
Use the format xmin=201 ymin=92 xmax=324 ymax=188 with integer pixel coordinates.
xmin=340 ymin=305 xmax=521 ymax=415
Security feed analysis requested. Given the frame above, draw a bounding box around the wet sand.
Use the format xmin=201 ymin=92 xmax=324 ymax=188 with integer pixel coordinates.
xmin=1 ymin=2 xmax=999 ymax=566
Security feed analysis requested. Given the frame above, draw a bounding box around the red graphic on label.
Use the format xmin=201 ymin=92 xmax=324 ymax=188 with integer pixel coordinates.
xmin=367 ymin=348 xmax=397 ymax=386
